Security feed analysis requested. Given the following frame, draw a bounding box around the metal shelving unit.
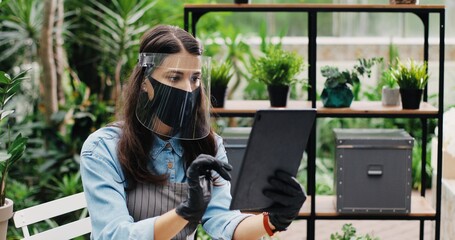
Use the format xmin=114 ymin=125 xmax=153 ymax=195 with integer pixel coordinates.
xmin=184 ymin=4 xmax=445 ymax=239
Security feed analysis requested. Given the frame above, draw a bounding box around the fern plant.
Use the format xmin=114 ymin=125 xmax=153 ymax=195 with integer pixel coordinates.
xmin=250 ymin=45 xmax=306 ymax=87
xmin=381 ymin=69 xmax=398 ymax=89
xmin=391 ymin=59 xmax=429 ymax=90
xmin=211 ymin=60 xmax=233 ymax=88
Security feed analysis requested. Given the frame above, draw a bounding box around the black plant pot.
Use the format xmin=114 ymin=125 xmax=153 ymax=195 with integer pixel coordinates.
xmin=210 ymin=86 xmax=227 ymax=108
xmin=267 ymin=85 xmax=289 ymax=107
xmin=400 ymin=88 xmax=423 ymax=109
xmin=234 ymin=0 xmax=250 ymax=3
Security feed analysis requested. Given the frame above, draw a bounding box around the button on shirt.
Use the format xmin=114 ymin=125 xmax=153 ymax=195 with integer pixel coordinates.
xmin=150 ymin=138 xmax=182 ymax=182
xmin=80 ymin=126 xmax=250 ymax=240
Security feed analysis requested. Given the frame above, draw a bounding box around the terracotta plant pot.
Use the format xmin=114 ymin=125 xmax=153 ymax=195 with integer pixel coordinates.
xmin=267 ymin=85 xmax=289 ymax=107
xmin=0 ymin=199 xmax=13 ymax=240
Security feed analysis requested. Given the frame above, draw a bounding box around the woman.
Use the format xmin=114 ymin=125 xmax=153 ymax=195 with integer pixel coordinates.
xmin=80 ymin=24 xmax=305 ymax=240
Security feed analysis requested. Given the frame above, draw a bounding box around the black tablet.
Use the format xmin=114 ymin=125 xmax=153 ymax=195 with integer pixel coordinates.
xmin=229 ymin=109 xmax=316 ymax=212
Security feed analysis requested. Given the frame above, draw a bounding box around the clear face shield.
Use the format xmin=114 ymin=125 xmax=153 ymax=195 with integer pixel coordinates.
xmin=136 ymin=53 xmax=211 ymax=140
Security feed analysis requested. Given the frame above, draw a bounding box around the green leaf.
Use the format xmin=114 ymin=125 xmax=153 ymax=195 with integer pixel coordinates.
xmin=7 ymin=133 xmax=27 ymax=165
xmin=11 ymin=69 xmax=28 ymax=81
xmin=0 ymin=71 xmax=11 ymax=84
xmin=91 ymin=0 xmax=122 ymax=21
xmin=8 ymin=78 xmax=24 ymax=92
xmin=127 ymin=1 xmax=157 ymax=25
xmin=0 ymin=109 xmax=14 ymax=121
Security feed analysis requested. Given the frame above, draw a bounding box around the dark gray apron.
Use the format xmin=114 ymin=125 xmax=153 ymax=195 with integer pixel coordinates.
xmin=127 ymin=182 xmax=197 ymax=240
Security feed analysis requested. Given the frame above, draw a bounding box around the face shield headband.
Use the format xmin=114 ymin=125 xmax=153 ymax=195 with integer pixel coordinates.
xmin=136 ymin=53 xmax=212 ymax=140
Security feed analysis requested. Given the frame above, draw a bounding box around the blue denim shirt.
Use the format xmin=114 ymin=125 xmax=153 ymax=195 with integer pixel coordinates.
xmin=80 ymin=126 xmax=250 ymax=240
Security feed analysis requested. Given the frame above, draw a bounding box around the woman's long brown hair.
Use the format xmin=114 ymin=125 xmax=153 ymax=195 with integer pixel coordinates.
xmin=117 ymin=25 xmax=216 ymax=190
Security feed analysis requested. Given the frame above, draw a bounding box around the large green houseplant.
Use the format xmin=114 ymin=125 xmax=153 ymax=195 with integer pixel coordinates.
xmin=391 ymin=59 xmax=429 ymax=109
xmin=210 ymin=60 xmax=233 ymax=108
xmin=320 ymin=57 xmax=383 ymax=108
xmin=250 ymin=45 xmax=305 ymax=107
xmin=0 ymin=70 xmax=28 ymax=240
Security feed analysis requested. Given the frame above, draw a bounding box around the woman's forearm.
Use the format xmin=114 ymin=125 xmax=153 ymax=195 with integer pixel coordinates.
xmin=154 ymin=209 xmax=188 ymax=240
xmin=233 ymin=214 xmax=275 ymax=240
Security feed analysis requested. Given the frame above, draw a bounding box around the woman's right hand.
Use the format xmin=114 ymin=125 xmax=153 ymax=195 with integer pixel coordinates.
xmin=263 ymin=170 xmax=307 ymax=231
xmin=176 ymin=154 xmax=232 ymax=223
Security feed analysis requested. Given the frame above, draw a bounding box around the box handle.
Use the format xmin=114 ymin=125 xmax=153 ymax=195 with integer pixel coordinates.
xmin=224 ymin=144 xmax=247 ymax=149
xmin=338 ymin=145 xmax=412 ymax=149
xmin=367 ymin=165 xmax=383 ymax=176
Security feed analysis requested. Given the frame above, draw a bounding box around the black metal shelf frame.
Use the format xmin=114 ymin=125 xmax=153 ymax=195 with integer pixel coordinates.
xmin=297 ymin=214 xmax=436 ymax=221
xmin=184 ymin=4 xmax=445 ymax=240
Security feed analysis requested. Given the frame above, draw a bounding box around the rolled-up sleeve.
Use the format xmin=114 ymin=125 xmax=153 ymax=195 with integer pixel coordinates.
xmin=80 ymin=128 xmax=157 ymax=240
xmin=201 ymin=135 xmax=252 ymax=240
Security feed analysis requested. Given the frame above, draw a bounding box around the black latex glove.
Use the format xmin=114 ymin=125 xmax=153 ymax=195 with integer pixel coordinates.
xmin=263 ymin=170 xmax=307 ymax=231
xmin=176 ymin=154 xmax=232 ymax=223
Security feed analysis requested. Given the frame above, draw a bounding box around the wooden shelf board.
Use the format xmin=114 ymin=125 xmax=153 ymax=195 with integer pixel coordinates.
xmin=211 ymin=100 xmax=438 ymax=115
xmin=298 ymin=196 xmax=312 ymax=217
xmin=185 ymin=4 xmax=444 ymax=10
xmin=296 ymin=195 xmax=434 ymax=217
xmin=318 ymin=101 xmax=438 ymax=115
xmin=314 ymin=195 xmax=435 ymax=217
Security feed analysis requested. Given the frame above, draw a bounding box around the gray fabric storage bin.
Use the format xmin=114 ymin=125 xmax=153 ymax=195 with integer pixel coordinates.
xmin=333 ymin=128 xmax=414 ymax=214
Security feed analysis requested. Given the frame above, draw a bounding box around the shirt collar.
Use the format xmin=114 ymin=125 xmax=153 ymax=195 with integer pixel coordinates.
xmin=151 ymin=134 xmax=183 ymax=158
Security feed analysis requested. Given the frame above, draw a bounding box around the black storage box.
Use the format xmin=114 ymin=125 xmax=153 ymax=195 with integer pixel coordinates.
xmin=223 ymin=137 xmax=248 ymax=195
xmin=222 ymin=128 xmax=250 ymax=195
xmin=333 ymin=128 xmax=414 ymax=214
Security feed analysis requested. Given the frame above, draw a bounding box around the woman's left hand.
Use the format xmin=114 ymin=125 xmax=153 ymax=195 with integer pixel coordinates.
xmin=176 ymin=154 xmax=232 ymax=223
xmin=263 ymin=170 xmax=307 ymax=231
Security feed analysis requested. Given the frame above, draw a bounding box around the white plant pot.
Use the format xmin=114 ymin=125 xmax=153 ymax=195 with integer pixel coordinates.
xmin=382 ymin=87 xmax=401 ymax=106
xmin=0 ymin=198 xmax=13 ymax=240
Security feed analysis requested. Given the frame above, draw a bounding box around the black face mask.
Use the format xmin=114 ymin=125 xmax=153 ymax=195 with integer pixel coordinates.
xmin=147 ymin=77 xmax=200 ymax=130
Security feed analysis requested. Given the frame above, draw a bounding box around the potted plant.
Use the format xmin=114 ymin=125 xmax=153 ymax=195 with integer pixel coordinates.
xmin=0 ymin=70 xmax=28 ymax=240
xmin=250 ymin=45 xmax=305 ymax=107
xmin=320 ymin=57 xmax=383 ymax=108
xmin=330 ymin=223 xmax=379 ymax=240
xmin=210 ymin=60 xmax=233 ymax=108
xmin=391 ymin=59 xmax=429 ymax=109
xmin=381 ymin=68 xmax=401 ymax=106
